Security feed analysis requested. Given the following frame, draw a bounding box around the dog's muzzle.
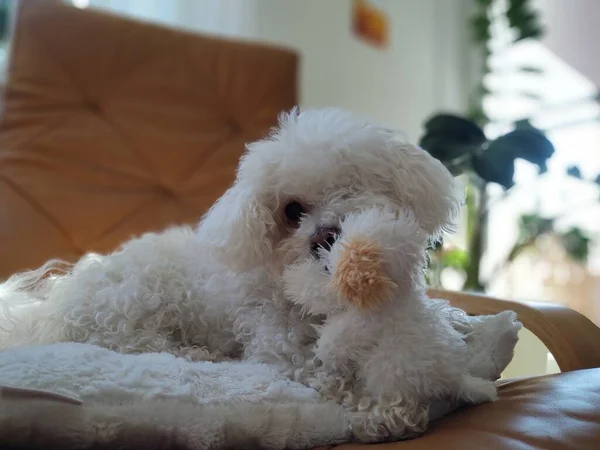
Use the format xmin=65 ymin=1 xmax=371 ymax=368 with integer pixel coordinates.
xmin=310 ymin=226 xmax=340 ymax=258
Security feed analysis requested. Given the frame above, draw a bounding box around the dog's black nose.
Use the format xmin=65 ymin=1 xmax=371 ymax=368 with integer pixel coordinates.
xmin=310 ymin=226 xmax=340 ymax=256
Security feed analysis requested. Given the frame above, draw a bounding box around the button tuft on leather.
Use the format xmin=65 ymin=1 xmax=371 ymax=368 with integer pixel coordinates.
xmin=154 ymin=185 xmax=177 ymax=199
xmin=85 ymin=100 xmax=102 ymax=114
xmin=227 ymin=119 xmax=244 ymax=134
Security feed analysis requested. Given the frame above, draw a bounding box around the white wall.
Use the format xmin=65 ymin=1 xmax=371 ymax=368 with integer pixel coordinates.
xmin=87 ymin=0 xmax=473 ymax=143
xmin=538 ymin=0 xmax=600 ymax=88
xmin=253 ymin=0 xmax=474 ymax=142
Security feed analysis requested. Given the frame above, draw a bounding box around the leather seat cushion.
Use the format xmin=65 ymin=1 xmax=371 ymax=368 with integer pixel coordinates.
xmin=325 ymin=368 xmax=600 ymax=449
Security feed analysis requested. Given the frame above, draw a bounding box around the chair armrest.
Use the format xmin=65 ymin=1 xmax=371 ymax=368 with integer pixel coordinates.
xmin=427 ymin=288 xmax=600 ymax=372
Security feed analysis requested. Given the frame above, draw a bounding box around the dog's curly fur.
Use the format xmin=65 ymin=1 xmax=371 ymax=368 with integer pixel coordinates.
xmin=0 ymin=108 xmax=463 ymax=390
xmin=286 ymin=207 xmax=498 ymax=443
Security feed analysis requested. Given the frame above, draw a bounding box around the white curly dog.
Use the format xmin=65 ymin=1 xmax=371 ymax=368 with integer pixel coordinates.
xmin=0 ymin=108 xmax=464 ymax=386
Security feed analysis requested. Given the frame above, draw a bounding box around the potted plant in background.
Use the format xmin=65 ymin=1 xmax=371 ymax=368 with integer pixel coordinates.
xmin=420 ymin=0 xmax=599 ymax=292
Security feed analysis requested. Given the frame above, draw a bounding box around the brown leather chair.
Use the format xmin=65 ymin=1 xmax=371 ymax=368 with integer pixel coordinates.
xmin=1 ymin=1 xmax=599 ymax=449
xmin=0 ymin=0 xmax=297 ymax=278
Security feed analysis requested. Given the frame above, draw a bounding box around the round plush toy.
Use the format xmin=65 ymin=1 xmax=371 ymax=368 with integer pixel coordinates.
xmin=330 ymin=236 xmax=397 ymax=310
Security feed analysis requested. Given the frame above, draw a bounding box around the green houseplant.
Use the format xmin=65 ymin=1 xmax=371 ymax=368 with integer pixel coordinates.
xmin=419 ymin=0 xmax=598 ymax=291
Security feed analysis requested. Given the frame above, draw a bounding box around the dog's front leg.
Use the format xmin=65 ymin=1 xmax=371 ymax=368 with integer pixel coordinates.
xmin=233 ymin=302 xmax=316 ymax=381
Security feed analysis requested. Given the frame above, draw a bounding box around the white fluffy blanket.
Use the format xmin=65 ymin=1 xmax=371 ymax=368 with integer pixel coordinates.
xmin=0 ymin=343 xmax=351 ymax=450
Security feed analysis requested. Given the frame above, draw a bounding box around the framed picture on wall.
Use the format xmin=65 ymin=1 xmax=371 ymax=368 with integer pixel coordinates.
xmin=352 ymin=0 xmax=389 ymax=49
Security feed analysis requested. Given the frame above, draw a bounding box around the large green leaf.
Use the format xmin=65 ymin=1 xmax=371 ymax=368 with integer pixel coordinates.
xmin=507 ymin=121 xmax=554 ymax=165
xmin=419 ymin=114 xmax=487 ymax=163
xmin=472 ymin=150 xmax=515 ymax=188
xmin=473 ymin=126 xmax=554 ymax=187
xmin=513 ymin=122 xmax=550 ymax=175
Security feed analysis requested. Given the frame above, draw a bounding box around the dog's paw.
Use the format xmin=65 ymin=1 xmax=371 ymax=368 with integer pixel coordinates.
xmin=350 ymin=418 xmax=392 ymax=444
xmin=458 ymin=374 xmax=498 ymax=404
xmin=349 ymin=405 xmax=427 ymax=444
xmin=490 ymin=311 xmax=522 ymax=374
xmin=464 ymin=310 xmax=522 ymax=381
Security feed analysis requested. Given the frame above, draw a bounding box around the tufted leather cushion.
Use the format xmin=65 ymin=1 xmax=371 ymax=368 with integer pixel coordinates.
xmin=318 ymin=368 xmax=600 ymax=450
xmin=0 ymin=0 xmax=297 ymax=280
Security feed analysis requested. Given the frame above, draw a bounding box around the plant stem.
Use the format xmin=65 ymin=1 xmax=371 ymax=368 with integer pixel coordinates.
xmin=464 ymin=179 xmax=487 ymax=291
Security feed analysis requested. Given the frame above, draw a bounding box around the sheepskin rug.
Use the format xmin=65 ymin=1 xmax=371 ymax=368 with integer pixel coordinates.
xmin=0 ymin=343 xmax=351 ymax=450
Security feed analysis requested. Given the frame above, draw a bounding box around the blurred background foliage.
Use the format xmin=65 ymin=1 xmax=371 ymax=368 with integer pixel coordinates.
xmin=0 ymin=0 xmax=9 ymax=42
xmin=420 ymin=0 xmax=599 ymax=291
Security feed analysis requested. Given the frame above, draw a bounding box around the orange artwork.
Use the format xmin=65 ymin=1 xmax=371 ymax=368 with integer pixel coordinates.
xmin=352 ymin=0 xmax=390 ymax=49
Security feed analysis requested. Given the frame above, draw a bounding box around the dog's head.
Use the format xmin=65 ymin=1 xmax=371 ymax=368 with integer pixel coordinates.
xmin=197 ymin=108 xmax=462 ymax=301
xmin=284 ymin=205 xmax=433 ymax=315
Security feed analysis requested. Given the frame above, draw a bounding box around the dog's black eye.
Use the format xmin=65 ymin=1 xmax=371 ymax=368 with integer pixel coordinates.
xmin=284 ymin=201 xmax=305 ymax=224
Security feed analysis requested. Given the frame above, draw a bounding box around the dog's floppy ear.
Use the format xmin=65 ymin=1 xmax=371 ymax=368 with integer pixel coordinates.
xmin=197 ymin=176 xmax=275 ymax=273
xmin=388 ymin=141 xmax=463 ymax=241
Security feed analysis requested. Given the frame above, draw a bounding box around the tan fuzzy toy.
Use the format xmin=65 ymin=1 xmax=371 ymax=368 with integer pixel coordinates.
xmin=330 ymin=236 xmax=397 ymax=310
